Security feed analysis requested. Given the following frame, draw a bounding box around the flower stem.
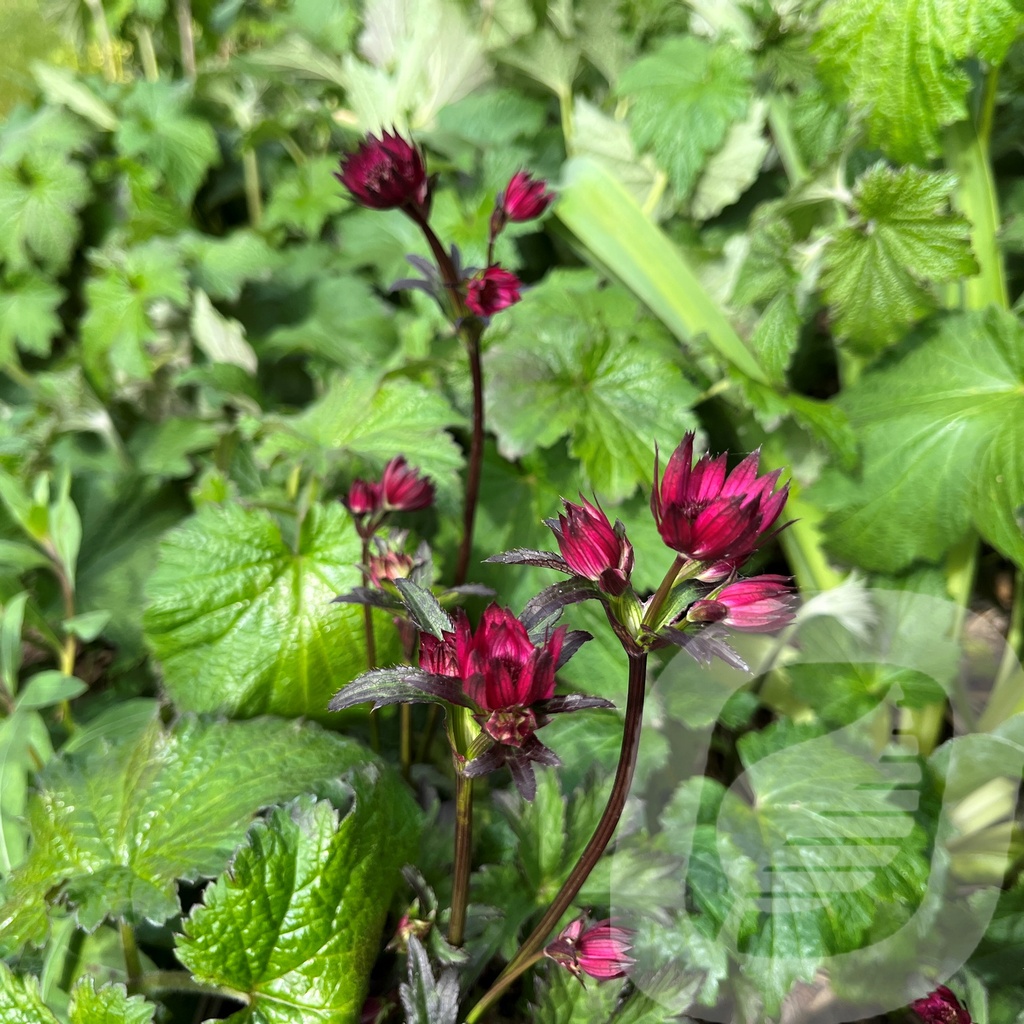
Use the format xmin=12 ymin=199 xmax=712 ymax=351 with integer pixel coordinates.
xmin=464 ymin=652 xmax=648 ymax=1022
xmin=454 ymin=322 xmax=484 ymax=586
xmin=641 ymin=554 xmax=686 ymax=630
xmin=448 ymin=770 xmax=474 ymax=946
xmin=120 ymin=923 xmax=142 ymax=990
xmin=400 ymin=703 xmax=412 ymax=780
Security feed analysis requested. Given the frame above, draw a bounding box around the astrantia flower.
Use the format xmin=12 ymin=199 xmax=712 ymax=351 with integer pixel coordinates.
xmin=545 ymin=917 xmax=635 ymax=980
xmin=687 ymin=575 xmax=794 ymax=632
xmin=336 ymin=130 xmax=429 ymax=212
xmin=498 ymin=171 xmax=555 ymax=224
xmin=547 ymin=497 xmax=634 ymax=597
xmin=465 ymin=265 xmax=521 ymax=317
xmin=910 ymin=986 xmax=972 ymax=1024
xmin=651 ymin=433 xmax=789 ymax=565
xmin=381 ymin=455 xmax=434 ymax=512
xmin=368 ymin=548 xmax=415 ymax=589
xmin=344 ymin=478 xmax=382 ymax=518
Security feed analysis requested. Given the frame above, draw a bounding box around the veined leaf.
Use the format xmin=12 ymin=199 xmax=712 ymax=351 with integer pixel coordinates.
xmin=821 ymin=164 xmax=978 ymax=352
xmin=144 ymin=501 xmax=373 ymax=717
xmin=815 ymin=0 xmax=1024 ymax=162
xmin=0 ymin=276 xmax=64 ymax=364
xmin=68 ymin=977 xmax=156 ymax=1024
xmin=616 ymin=36 xmax=752 ymax=197
xmin=0 ymin=714 xmax=377 ymax=951
xmin=177 ymin=789 xmax=419 ymax=1024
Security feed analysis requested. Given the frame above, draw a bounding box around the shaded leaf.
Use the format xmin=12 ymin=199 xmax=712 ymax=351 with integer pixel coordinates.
xmin=328 ymin=667 xmax=474 ymax=712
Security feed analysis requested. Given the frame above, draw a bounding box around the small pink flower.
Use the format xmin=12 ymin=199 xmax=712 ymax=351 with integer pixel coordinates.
xmin=499 ymin=171 xmax=555 ymax=223
xmin=545 ymin=917 xmax=635 ymax=980
xmin=381 ymin=455 xmax=434 ymax=512
xmin=910 ymin=986 xmax=972 ymax=1024
xmin=336 ymin=130 xmax=429 ymax=212
xmin=651 ymin=433 xmax=789 ymax=565
xmin=344 ymin=478 xmax=382 ymax=518
xmin=548 ymin=497 xmax=634 ymax=597
xmin=687 ymin=575 xmax=795 ymax=632
xmin=368 ymin=548 xmax=414 ymax=589
xmin=465 ymin=265 xmax=521 ymax=317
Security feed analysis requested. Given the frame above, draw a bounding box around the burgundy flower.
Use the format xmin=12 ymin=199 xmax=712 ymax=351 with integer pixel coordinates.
xmin=545 ymin=917 xmax=635 ymax=980
xmin=336 ymin=130 xmax=430 ymax=212
xmin=687 ymin=575 xmax=795 ymax=632
xmin=368 ymin=548 xmax=415 ymax=589
xmin=910 ymin=986 xmax=972 ymax=1024
xmin=651 ymin=433 xmax=789 ymax=565
xmin=465 ymin=265 xmax=521 ymax=317
xmin=547 ymin=497 xmax=634 ymax=596
xmin=344 ymin=478 xmax=382 ymax=518
xmin=381 ymin=456 xmax=434 ymax=512
xmin=496 ymin=171 xmax=555 ymax=226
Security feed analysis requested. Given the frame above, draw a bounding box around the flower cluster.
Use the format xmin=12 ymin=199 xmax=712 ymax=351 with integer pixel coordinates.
xmin=544 ymin=917 xmax=635 ymax=981
xmin=337 ymin=130 xmax=553 ymax=321
xmin=343 ymin=455 xmax=435 ymax=540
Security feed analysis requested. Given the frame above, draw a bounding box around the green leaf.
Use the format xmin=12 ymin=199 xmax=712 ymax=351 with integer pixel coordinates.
xmin=0 ymin=276 xmax=64 ymax=363
xmin=393 ymin=579 xmax=453 ymax=641
xmin=399 ymin=936 xmax=460 ymax=1024
xmin=0 ymin=715 xmax=377 ymax=950
xmin=532 ymin=966 xmax=621 ymax=1024
xmin=0 ymin=961 xmax=59 ymax=1023
xmin=0 ymin=151 xmax=90 ymax=273
xmin=484 ymin=271 xmax=699 ymax=500
xmin=1 ymin=591 xmax=29 ymax=696
xmin=617 ymin=36 xmax=752 ymax=197
xmin=178 ymin=788 xmax=419 ymax=1024
xmin=15 ymin=672 xmax=87 ymax=711
xmin=821 ymin=165 xmax=978 ymax=352
xmin=257 ymin=375 xmax=464 ymax=497
xmin=815 ymin=0 xmax=1024 ymax=162
xmin=749 ymin=291 xmax=799 ymax=386
xmin=144 ymin=501 xmax=372 ymax=717
xmin=68 ymin=977 xmax=156 ymax=1024
xmin=115 ymin=82 xmax=219 ymax=204
xmin=437 ymin=87 xmax=547 ymax=146
xmin=182 ymin=230 xmax=280 ymax=303
xmin=0 ymin=711 xmax=37 ymax=874
xmin=128 ymin=416 xmax=221 ymax=479
xmin=30 ymin=63 xmax=118 ymax=132
xmin=63 ymin=611 xmax=111 ymax=643
xmin=263 ymin=156 xmax=349 ymax=238
xmin=812 ymin=308 xmax=1024 ymax=571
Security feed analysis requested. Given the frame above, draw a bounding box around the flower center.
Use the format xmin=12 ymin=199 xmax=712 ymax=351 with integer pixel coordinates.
xmin=482 ymin=707 xmax=537 ymax=747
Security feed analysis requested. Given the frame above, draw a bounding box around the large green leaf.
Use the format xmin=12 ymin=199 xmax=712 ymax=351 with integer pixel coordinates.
xmin=0 ymin=960 xmax=58 ymax=1023
xmin=0 ymin=714 xmax=376 ymax=951
xmin=815 ymin=0 xmax=1024 ymax=162
xmin=143 ymin=501 xmax=372 ymax=717
xmin=177 ymin=789 xmax=419 ymax=1024
xmin=812 ymin=308 xmax=1024 ymax=571
xmin=0 ymin=276 xmax=64 ymax=365
xmin=616 ymin=36 xmax=752 ymax=197
xmin=68 ymin=978 xmax=156 ymax=1024
xmin=484 ymin=270 xmax=699 ymax=500
xmin=820 ymin=165 xmax=978 ymax=352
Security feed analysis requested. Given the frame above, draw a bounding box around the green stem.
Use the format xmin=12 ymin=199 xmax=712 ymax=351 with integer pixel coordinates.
xmin=558 ymin=87 xmax=575 ymax=155
xmin=242 ymin=149 xmax=263 ymax=228
xmin=641 ymin=554 xmax=685 ymax=630
xmin=454 ymin=323 xmax=484 ymax=587
xmin=448 ymin=770 xmax=474 ymax=946
xmin=464 ymin=653 xmax=648 ymax=1023
xmin=137 ymin=970 xmax=249 ymax=1004
xmin=767 ymin=94 xmax=808 ymax=186
xmin=175 ymin=0 xmax=197 ymax=79
xmin=135 ymin=25 xmax=159 ymax=81
xmin=981 ymin=570 xmax=1024 ymax=730
xmin=120 ymin=923 xmax=142 ymax=990
xmin=83 ymin=0 xmax=117 ymax=82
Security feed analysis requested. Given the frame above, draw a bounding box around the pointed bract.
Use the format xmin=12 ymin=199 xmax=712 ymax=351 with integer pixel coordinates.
xmin=337 ymin=130 xmax=429 ymax=212
xmin=651 ymin=433 xmax=790 ymax=565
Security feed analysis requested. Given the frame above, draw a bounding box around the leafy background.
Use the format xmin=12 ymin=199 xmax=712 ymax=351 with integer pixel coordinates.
xmin=1 ymin=0 xmax=1024 ymax=1021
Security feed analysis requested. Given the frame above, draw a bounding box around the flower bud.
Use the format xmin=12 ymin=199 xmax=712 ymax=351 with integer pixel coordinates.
xmin=497 ymin=170 xmax=554 ymax=224
xmin=549 ymin=497 xmax=633 ymax=596
xmin=381 ymin=455 xmax=434 ymax=512
xmin=687 ymin=575 xmax=794 ymax=632
xmin=465 ymin=265 xmax=522 ymax=317
xmin=545 ymin=917 xmax=635 ymax=980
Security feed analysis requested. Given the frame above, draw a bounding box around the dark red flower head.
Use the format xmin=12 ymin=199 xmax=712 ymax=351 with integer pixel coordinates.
xmin=651 ymin=433 xmax=789 ymax=566
xmin=465 ymin=265 xmax=521 ymax=318
xmin=499 ymin=171 xmax=555 ymax=223
xmin=336 ymin=130 xmax=429 ymax=212
xmin=381 ymin=455 xmax=434 ymax=512
xmin=548 ymin=497 xmax=634 ymax=596
xmin=687 ymin=575 xmax=795 ymax=632
xmin=545 ymin=917 xmax=635 ymax=980
xmin=910 ymin=986 xmax=972 ymax=1024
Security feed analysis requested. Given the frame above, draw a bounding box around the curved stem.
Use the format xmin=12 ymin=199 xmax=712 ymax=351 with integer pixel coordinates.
xmin=454 ymin=324 xmax=484 ymax=586
xmin=464 ymin=652 xmax=648 ymax=1023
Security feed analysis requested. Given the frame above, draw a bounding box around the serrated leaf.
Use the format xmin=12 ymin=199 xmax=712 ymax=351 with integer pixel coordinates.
xmin=0 ymin=961 xmax=59 ymax=1023
xmin=144 ymin=501 xmax=376 ymax=717
xmin=257 ymin=375 xmax=464 ymax=497
xmin=617 ymin=36 xmax=752 ymax=197
xmin=115 ymin=82 xmax=219 ymax=204
xmin=182 ymin=230 xmax=280 ymax=303
xmin=0 ymin=276 xmax=64 ymax=363
xmin=815 ymin=0 xmax=1024 ymax=162
xmin=532 ymin=966 xmax=621 ymax=1024
xmin=821 ymin=165 xmax=978 ymax=352
xmin=264 ymin=156 xmax=349 ymax=237
xmin=178 ymin=788 xmax=419 ymax=1024
xmin=393 ymin=579 xmax=453 ymax=640
xmin=811 ymin=308 xmax=1024 ymax=571
xmin=749 ymin=291 xmax=799 ymax=386
xmin=437 ymin=87 xmax=547 ymax=146
xmin=485 ymin=271 xmax=699 ymax=500
xmin=0 ymin=715 xmax=376 ymax=950
xmin=68 ymin=977 xmax=156 ymax=1024
xmin=400 ymin=936 xmax=460 ymax=1024
xmin=0 ymin=151 xmax=90 ymax=273
xmin=328 ymin=666 xmax=473 ymax=712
